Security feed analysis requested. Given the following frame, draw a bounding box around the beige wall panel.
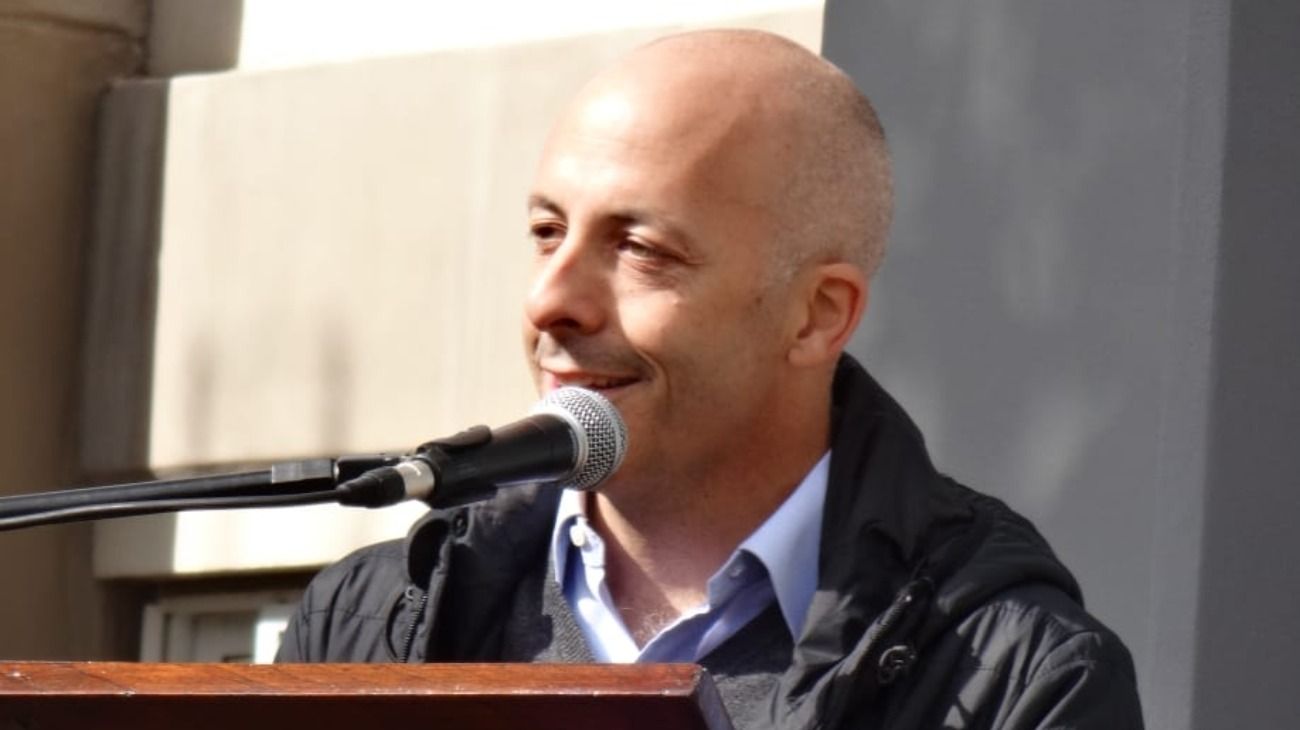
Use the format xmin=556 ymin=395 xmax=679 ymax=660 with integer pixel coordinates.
xmin=232 ymin=0 xmax=819 ymax=70
xmin=150 ymin=53 xmax=536 ymax=467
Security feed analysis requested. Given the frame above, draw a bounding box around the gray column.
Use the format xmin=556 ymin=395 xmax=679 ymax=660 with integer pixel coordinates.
xmin=822 ymin=1 xmax=1299 ymax=727
xmin=0 ymin=0 xmax=145 ymax=658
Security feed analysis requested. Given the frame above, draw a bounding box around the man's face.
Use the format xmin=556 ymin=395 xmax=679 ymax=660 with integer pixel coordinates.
xmin=522 ymin=84 xmax=797 ymax=494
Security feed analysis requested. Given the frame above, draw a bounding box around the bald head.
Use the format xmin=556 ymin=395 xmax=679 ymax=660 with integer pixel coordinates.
xmin=525 ymin=29 xmax=882 ymax=502
xmin=555 ymin=29 xmax=893 ymax=279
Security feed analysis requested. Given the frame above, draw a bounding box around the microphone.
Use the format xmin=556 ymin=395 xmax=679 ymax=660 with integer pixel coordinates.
xmin=337 ymin=387 xmax=628 ymax=509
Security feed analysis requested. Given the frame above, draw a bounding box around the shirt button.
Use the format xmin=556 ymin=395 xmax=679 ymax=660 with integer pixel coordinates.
xmin=569 ymin=524 xmax=587 ymax=548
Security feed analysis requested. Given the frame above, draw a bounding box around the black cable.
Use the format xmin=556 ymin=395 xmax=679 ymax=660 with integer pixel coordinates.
xmin=0 ymin=489 xmax=344 ymax=532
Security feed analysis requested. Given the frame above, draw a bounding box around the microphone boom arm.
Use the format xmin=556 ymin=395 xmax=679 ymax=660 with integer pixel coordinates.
xmin=0 ymin=455 xmax=404 ymax=532
xmin=0 ymin=386 xmax=627 ymax=532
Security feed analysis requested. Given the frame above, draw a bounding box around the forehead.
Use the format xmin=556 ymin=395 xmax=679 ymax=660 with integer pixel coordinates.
xmin=532 ymin=85 xmax=787 ymax=235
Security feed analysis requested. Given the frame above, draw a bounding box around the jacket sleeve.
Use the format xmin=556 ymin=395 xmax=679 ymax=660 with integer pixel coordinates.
xmin=272 ymin=539 xmax=412 ymax=663
xmin=273 ymin=600 xmax=313 ymax=662
xmin=1001 ymin=630 xmax=1144 ymax=729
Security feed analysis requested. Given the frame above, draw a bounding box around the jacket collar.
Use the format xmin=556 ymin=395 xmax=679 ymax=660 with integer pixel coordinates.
xmin=399 ymin=355 xmax=1080 ymax=671
xmin=783 ymin=355 xmax=1082 ymax=725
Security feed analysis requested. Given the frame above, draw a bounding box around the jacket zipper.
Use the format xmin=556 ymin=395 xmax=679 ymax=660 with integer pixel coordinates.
xmin=814 ymin=577 xmax=933 ymax=730
xmin=860 ymin=577 xmax=931 ymax=685
xmin=399 ymin=587 xmax=429 ymax=662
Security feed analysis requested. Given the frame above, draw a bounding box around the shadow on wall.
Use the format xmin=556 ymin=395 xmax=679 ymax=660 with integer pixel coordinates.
xmin=177 ymin=307 xmax=356 ymax=465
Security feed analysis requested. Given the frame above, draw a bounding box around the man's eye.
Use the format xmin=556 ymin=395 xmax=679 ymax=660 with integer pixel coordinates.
xmin=618 ymin=239 xmax=663 ymax=260
xmin=530 ymin=223 xmax=565 ymax=248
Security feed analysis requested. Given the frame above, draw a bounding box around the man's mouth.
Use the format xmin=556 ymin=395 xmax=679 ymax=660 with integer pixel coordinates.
xmin=543 ymin=371 xmax=641 ymax=393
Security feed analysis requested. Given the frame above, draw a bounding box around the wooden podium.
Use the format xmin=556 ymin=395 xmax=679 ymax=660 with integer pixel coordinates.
xmin=0 ymin=662 xmax=734 ymax=730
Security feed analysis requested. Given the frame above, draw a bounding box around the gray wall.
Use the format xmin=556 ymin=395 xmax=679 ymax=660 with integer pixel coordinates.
xmin=823 ymin=1 xmax=1299 ymax=728
xmin=1194 ymin=1 xmax=1300 ymax=726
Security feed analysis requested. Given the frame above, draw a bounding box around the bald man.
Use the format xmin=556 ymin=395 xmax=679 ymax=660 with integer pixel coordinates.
xmin=279 ymin=30 xmax=1143 ymax=729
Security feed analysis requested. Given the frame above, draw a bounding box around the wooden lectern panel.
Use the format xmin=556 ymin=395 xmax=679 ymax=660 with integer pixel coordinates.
xmin=0 ymin=662 xmax=734 ymax=730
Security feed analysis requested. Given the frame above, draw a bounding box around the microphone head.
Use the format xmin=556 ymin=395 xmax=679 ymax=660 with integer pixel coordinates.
xmin=534 ymin=387 xmax=629 ymax=491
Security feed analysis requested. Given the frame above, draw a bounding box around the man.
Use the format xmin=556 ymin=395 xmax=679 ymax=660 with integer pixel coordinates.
xmin=278 ymin=30 xmax=1143 ymax=729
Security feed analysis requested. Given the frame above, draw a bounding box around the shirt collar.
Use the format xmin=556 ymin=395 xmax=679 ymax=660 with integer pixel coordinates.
xmin=734 ymin=451 xmax=829 ymax=638
xmin=549 ymin=450 xmax=830 ymax=639
xmin=551 ymin=487 xmax=588 ymax=584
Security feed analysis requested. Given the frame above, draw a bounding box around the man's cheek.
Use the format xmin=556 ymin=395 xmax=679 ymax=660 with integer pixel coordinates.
xmin=621 ymin=302 xmax=690 ymax=348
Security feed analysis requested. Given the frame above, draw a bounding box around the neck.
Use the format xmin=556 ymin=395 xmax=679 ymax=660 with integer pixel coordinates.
xmin=590 ymin=385 xmax=831 ymax=645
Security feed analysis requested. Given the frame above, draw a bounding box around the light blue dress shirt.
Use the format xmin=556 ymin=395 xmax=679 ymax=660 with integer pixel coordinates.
xmin=549 ymin=451 xmax=830 ymax=663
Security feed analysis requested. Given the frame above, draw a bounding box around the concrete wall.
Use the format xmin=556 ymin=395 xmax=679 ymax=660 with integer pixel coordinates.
xmin=0 ymin=0 xmax=146 ymax=658
xmin=1192 ymin=1 xmax=1300 ymax=725
xmin=823 ymin=0 xmax=1299 ymax=727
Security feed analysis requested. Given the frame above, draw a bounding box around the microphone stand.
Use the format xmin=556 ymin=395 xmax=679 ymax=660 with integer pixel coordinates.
xmin=0 ymin=454 xmax=407 ymax=532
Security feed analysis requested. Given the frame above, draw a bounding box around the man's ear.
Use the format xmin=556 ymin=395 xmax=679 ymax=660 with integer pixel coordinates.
xmin=787 ymin=262 xmax=868 ymax=368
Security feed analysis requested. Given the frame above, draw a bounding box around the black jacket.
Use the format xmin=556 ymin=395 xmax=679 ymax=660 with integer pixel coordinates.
xmin=277 ymin=357 xmax=1143 ymax=728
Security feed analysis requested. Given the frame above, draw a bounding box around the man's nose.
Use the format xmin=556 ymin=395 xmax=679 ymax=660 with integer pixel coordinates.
xmin=524 ymin=236 xmax=608 ymax=335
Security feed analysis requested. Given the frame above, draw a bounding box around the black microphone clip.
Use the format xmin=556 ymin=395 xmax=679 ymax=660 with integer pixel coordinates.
xmin=335 ymin=425 xmax=507 ymax=510
xmin=415 ymin=426 xmax=501 ymax=508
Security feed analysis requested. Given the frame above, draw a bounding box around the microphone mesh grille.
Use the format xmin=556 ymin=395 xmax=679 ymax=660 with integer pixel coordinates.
xmin=541 ymin=387 xmax=629 ymax=491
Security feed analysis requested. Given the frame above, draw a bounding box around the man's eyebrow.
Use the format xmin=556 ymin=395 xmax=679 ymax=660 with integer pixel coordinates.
xmin=526 ymin=195 xmax=697 ymax=254
xmin=527 ymin=194 xmax=562 ymax=214
xmin=610 ymin=209 xmax=694 ymax=248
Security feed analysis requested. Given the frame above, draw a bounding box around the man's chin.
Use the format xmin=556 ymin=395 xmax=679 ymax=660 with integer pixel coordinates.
xmin=582 ymin=455 xmax=642 ymax=495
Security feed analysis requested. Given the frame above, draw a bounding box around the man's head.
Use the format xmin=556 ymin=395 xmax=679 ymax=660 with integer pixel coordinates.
xmin=523 ymin=30 xmax=892 ymax=499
